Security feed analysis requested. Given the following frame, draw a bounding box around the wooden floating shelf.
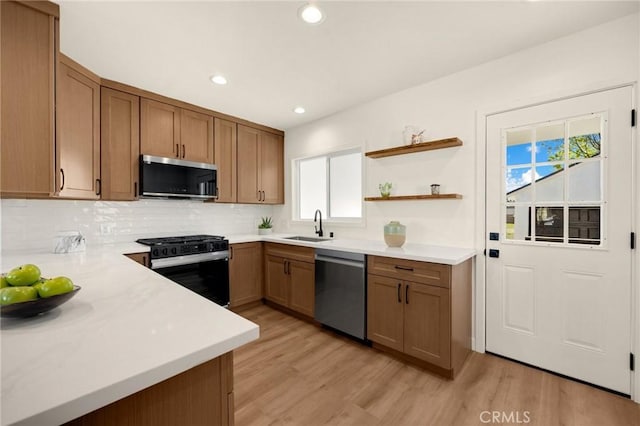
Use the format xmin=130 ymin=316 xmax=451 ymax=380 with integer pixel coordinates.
xmin=364 ymin=194 xmax=462 ymax=201
xmin=365 ymin=137 xmax=463 ymax=159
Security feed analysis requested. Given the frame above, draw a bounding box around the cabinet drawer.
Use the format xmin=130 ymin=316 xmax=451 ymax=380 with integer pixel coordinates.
xmin=368 ymin=256 xmax=451 ymax=288
xmin=264 ymin=242 xmax=314 ymax=263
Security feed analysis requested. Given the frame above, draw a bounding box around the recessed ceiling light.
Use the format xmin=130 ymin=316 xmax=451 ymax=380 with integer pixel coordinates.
xmin=298 ymin=3 xmax=324 ymax=25
xmin=293 ymin=106 xmax=306 ymax=114
xmin=210 ymin=75 xmax=227 ymax=85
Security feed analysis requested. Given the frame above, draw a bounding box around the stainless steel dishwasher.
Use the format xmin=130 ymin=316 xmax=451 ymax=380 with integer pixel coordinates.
xmin=314 ymin=248 xmax=366 ymax=340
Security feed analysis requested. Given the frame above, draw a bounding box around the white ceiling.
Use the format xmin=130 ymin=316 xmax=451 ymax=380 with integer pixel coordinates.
xmin=57 ymin=1 xmax=639 ymax=131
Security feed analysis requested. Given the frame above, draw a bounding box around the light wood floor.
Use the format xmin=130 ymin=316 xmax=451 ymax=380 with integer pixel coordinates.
xmin=233 ymin=304 xmax=640 ymax=426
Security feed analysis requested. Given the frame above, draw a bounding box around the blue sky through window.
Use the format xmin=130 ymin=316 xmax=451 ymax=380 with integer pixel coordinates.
xmin=506 ymin=138 xmax=564 ymax=192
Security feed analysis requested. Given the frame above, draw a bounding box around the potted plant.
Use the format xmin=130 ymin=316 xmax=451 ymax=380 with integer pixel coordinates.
xmin=258 ymin=217 xmax=273 ymax=235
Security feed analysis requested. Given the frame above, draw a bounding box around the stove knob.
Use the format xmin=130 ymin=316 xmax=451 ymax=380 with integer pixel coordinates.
xmin=162 ymin=248 xmax=168 ymax=256
xmin=171 ymin=247 xmax=177 ymax=255
xmin=152 ymin=249 xmax=159 ymax=257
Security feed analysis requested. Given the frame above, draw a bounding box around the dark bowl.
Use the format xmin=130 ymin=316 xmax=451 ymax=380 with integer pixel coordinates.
xmin=0 ymin=285 xmax=81 ymax=318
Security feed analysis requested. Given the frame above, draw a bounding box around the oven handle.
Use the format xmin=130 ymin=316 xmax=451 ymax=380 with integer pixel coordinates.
xmin=150 ymin=251 xmax=229 ymax=269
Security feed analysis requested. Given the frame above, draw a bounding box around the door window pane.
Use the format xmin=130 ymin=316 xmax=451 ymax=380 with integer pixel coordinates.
xmin=506 ymin=128 xmax=532 ymax=166
xmin=329 ymin=153 xmax=361 ymax=218
xmin=506 ymin=205 xmax=530 ymax=241
xmin=568 ymin=161 xmax=601 ymax=202
xmin=299 ymin=157 xmax=326 ymax=219
xmin=568 ymin=207 xmax=601 ymax=245
xmin=535 ymin=206 xmax=564 ymax=243
xmin=568 ymin=117 xmax=601 ymax=159
xmin=535 ymin=165 xmax=564 ymax=202
xmin=506 ymin=167 xmax=535 ymax=200
xmin=535 ymin=123 xmax=565 ymax=163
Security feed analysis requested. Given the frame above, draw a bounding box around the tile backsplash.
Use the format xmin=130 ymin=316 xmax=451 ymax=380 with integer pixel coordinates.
xmin=1 ymin=199 xmax=273 ymax=252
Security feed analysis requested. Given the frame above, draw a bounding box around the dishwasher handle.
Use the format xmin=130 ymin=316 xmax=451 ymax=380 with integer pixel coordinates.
xmin=315 ymin=254 xmax=365 ymax=269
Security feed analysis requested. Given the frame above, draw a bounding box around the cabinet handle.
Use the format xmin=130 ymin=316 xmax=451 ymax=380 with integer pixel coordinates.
xmin=405 ymin=284 xmax=409 ymax=304
xmin=60 ymin=168 xmax=65 ymax=191
xmin=397 ymin=283 xmax=401 ymax=303
xmin=395 ymin=265 xmax=414 ymax=272
xmin=257 ymin=190 xmax=261 ymax=202
xmin=283 ymin=260 xmax=287 ymax=275
xmin=230 ymin=246 xmax=233 ymax=260
xmin=182 ymin=144 xmax=186 ymax=158
xmin=95 ymin=179 xmax=101 ymax=196
xmin=261 ymin=191 xmax=266 ymax=202
xmin=142 ymin=255 xmax=147 ymax=267
xmin=175 ymin=143 xmax=179 ymax=157
xmin=134 ymin=182 xmax=138 ymax=197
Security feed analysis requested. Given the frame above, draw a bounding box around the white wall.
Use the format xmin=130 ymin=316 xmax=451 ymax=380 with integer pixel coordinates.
xmin=0 ymin=199 xmax=273 ymax=252
xmin=277 ymin=14 xmax=639 ymax=249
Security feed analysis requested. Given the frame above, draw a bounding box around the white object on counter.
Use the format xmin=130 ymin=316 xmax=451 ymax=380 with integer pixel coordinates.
xmin=53 ymin=231 xmax=86 ymax=254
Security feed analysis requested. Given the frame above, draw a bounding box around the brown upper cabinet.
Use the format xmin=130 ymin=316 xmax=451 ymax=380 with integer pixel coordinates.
xmin=213 ymin=118 xmax=238 ymax=203
xmin=141 ymin=98 xmax=214 ymax=164
xmin=101 ymin=88 xmax=140 ymax=201
xmin=1 ymin=1 xmax=59 ymax=197
xmin=237 ymin=125 xmax=284 ymax=204
xmin=56 ymin=56 xmax=101 ymax=199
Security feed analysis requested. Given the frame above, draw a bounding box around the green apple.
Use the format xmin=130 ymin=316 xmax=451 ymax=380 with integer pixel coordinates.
xmin=0 ymin=275 xmax=8 ymax=289
xmin=36 ymin=276 xmax=74 ymax=298
xmin=6 ymin=264 xmax=41 ymax=286
xmin=0 ymin=286 xmax=38 ymax=305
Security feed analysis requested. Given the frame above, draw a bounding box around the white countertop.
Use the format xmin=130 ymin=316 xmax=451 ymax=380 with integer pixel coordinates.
xmin=0 ymin=245 xmax=259 ymax=426
xmin=227 ymin=234 xmax=476 ymax=265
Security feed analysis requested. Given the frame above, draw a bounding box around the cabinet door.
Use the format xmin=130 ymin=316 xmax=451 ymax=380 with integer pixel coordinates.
xmin=1 ymin=1 xmax=57 ymax=197
xmin=101 ymin=88 xmax=140 ymax=201
xmin=264 ymin=255 xmax=288 ymax=306
xmin=181 ymin=109 xmax=213 ymax=163
xmin=213 ymin=118 xmax=237 ymax=203
xmin=259 ymin=132 xmax=284 ymax=204
xmin=57 ymin=61 xmax=101 ymax=199
xmin=288 ymin=260 xmax=314 ymax=317
xmin=367 ymin=274 xmax=403 ymax=352
xmin=404 ymin=282 xmax=451 ymax=368
xmin=236 ymin=125 xmax=260 ymax=203
xmin=141 ymin=99 xmax=181 ymax=158
xmin=229 ymin=242 xmax=263 ymax=308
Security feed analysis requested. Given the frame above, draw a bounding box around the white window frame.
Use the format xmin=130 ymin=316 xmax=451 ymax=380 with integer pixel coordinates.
xmin=501 ymin=112 xmax=607 ymax=249
xmin=292 ymin=148 xmax=364 ymax=225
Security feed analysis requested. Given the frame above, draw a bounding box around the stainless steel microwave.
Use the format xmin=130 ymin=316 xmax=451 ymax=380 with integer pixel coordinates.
xmin=139 ymin=155 xmax=217 ymax=200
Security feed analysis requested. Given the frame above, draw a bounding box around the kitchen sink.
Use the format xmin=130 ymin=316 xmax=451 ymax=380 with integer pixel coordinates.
xmin=284 ymin=236 xmax=330 ymax=243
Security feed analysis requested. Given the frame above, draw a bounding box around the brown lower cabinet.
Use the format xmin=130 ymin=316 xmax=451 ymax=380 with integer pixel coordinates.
xmin=64 ymin=352 xmax=234 ymax=426
xmin=229 ymin=242 xmax=263 ymax=309
xmin=263 ymin=243 xmax=314 ymax=317
xmin=367 ymin=255 xmax=472 ymax=378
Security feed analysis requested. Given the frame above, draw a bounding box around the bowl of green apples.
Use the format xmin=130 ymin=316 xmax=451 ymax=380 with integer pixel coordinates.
xmin=1 ymin=264 xmax=80 ymax=318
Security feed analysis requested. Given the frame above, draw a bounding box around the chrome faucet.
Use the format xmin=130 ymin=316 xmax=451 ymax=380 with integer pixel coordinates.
xmin=314 ymin=209 xmax=324 ymax=237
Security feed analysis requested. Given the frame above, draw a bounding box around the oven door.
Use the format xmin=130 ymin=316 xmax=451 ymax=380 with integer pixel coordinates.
xmin=151 ymin=252 xmax=229 ymax=307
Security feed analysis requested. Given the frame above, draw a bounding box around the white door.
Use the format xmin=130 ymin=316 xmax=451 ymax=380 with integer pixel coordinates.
xmin=486 ymin=86 xmax=634 ymax=395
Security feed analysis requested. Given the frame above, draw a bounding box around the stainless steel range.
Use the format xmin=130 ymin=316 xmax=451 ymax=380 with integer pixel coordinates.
xmin=136 ymin=235 xmax=230 ymax=307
